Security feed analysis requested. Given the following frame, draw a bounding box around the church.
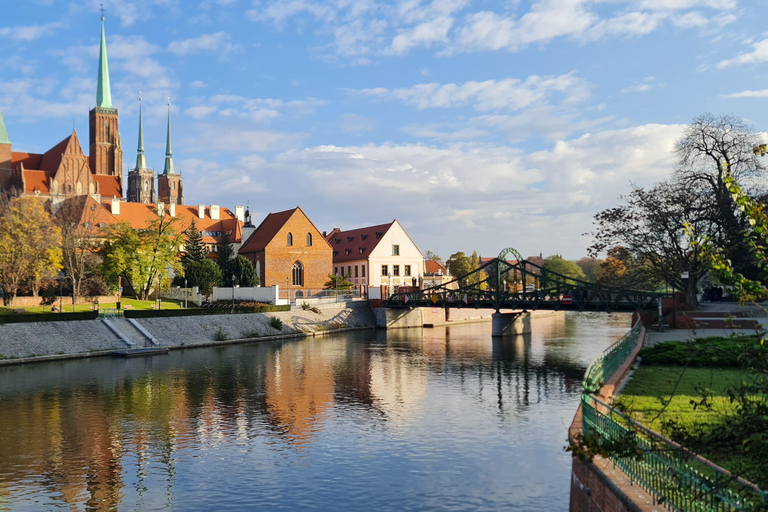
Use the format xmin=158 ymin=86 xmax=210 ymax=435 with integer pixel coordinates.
xmin=0 ymin=16 xmax=183 ymax=207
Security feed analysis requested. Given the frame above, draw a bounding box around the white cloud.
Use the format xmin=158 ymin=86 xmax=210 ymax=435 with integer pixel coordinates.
xmin=356 ymin=73 xmax=590 ymax=112
xmin=723 ymin=89 xmax=768 ymax=98
xmin=718 ymin=38 xmax=768 ymax=68
xmin=0 ymin=22 xmax=62 ymax=41
xmin=389 ymin=16 xmax=453 ymax=55
xmin=339 ymin=114 xmax=378 ymax=133
xmin=185 ymin=105 xmax=218 ymax=118
xmin=168 ymin=32 xmax=240 ymax=55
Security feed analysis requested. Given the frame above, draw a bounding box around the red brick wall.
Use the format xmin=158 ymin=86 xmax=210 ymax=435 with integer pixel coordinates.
xmin=264 ymin=211 xmax=332 ymax=290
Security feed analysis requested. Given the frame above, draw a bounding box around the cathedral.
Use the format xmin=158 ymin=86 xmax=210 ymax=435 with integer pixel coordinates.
xmin=0 ymin=17 xmax=183 ymax=207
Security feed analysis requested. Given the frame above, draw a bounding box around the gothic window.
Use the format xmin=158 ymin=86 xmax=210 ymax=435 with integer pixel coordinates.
xmin=287 ymin=232 xmax=293 ymax=246
xmin=105 ymin=121 xmax=110 ymax=141
xmin=144 ymin=182 xmax=148 ymax=191
xmin=307 ymin=232 xmax=312 ymax=246
xmin=292 ymin=261 xmax=304 ymax=287
xmin=172 ymin=181 xmax=176 ymax=190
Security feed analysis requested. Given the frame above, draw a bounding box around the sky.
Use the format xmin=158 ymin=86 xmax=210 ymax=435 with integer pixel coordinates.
xmin=2 ymin=0 xmax=768 ymax=260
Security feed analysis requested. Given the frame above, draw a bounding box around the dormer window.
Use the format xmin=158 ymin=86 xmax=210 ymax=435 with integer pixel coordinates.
xmin=335 ymin=238 xmax=341 ymax=244
xmin=345 ymin=249 xmax=351 ymax=255
xmin=333 ymin=251 xmax=339 ymax=257
xmin=361 ymin=234 xmax=368 ymax=240
xmin=359 ymin=247 xmax=364 ymax=254
xmin=375 ymin=232 xmax=382 ymax=238
xmin=347 ymin=236 xmax=354 ymax=242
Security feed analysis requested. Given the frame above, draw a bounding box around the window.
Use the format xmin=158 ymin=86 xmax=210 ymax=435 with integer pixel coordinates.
xmin=381 ymin=265 xmax=388 ymax=276
xmin=347 ymin=266 xmax=352 ymax=276
xmin=359 ymin=247 xmax=364 ymax=254
xmin=405 ymin=265 xmax=411 ymax=276
xmin=393 ymin=265 xmax=400 ymax=276
xmin=347 ymin=236 xmax=354 ymax=242
xmin=143 ymin=182 xmax=147 ymax=191
xmin=287 ymin=232 xmax=293 ymax=246
xmin=334 ymin=266 xmax=338 ymax=275
xmin=354 ymin=265 xmax=358 ymax=277
xmin=307 ymin=233 xmax=313 ymax=246
xmin=392 ymin=245 xmax=400 ymax=256
xmin=292 ymin=261 xmax=304 ymax=286
xmin=362 ymin=265 xmax=366 ymax=277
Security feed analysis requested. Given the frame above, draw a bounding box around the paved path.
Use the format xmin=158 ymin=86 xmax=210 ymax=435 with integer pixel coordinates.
xmin=645 ymin=302 xmax=766 ymax=346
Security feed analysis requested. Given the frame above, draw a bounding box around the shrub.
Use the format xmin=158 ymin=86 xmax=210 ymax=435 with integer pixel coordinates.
xmin=639 ymin=335 xmax=759 ymax=367
xmin=214 ymin=326 xmax=227 ymax=341
xmin=301 ymin=301 xmax=321 ymax=314
xmin=240 ymin=329 xmax=261 ymax=338
xmin=270 ymin=316 xmax=283 ymax=330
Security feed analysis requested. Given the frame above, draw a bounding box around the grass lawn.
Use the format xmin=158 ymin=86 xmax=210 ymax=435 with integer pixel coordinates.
xmin=0 ymin=297 xmax=189 ymax=314
xmin=615 ymin=366 xmax=749 ymax=432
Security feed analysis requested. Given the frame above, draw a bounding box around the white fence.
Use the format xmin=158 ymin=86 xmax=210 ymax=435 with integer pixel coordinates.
xmin=211 ymin=285 xmax=285 ymax=305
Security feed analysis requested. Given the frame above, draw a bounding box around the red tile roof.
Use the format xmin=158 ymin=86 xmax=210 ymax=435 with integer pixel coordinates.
xmin=239 ymin=208 xmax=297 ymax=253
xmin=39 ymin=134 xmax=75 ymax=174
xmin=93 ymin=175 xmax=122 ymax=198
xmin=24 ymin=170 xmax=54 ymax=194
xmin=325 ymin=221 xmax=394 ymax=262
xmin=425 ymin=260 xmax=447 ymax=275
xmin=11 ymin=151 xmax=43 ymax=169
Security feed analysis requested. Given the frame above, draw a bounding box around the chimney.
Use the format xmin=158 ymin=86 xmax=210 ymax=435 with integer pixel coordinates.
xmin=158 ymin=202 xmax=165 ymax=217
xmin=111 ymin=196 xmax=120 ymax=215
xmin=235 ymin=205 xmax=244 ymax=223
xmin=198 ymin=204 xmax=205 ymax=219
xmin=169 ymin=203 xmax=176 ymax=217
xmin=322 ymin=231 xmax=327 ymax=237
xmin=210 ymin=204 xmax=220 ymax=221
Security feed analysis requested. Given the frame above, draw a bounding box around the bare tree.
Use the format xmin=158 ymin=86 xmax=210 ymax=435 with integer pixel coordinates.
xmin=54 ymin=197 xmax=103 ymax=304
xmin=674 ymin=113 xmax=767 ymax=278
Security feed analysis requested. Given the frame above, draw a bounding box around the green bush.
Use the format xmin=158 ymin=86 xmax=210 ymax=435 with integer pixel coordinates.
xmin=214 ymin=327 xmax=227 ymax=341
xmin=639 ymin=335 xmax=759 ymax=367
xmin=270 ymin=316 xmax=283 ymax=330
xmin=0 ymin=311 xmax=99 ymax=324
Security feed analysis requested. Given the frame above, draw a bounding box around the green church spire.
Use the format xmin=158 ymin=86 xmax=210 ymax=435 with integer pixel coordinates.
xmin=0 ymin=107 xmax=10 ymax=145
xmin=96 ymin=16 xmax=113 ymax=108
xmin=163 ymin=101 xmax=175 ymax=175
xmin=135 ymin=96 xmax=146 ymax=170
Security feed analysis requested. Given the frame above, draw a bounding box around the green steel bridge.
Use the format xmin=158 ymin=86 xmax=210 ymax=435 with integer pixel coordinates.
xmin=385 ymin=248 xmax=661 ymax=313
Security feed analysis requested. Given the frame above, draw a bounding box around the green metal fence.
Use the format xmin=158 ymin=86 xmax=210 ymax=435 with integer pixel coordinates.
xmin=579 ymin=321 xmax=767 ymax=512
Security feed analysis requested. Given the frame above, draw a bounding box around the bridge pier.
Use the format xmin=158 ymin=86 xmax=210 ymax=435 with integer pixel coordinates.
xmin=492 ymin=312 xmax=531 ymax=337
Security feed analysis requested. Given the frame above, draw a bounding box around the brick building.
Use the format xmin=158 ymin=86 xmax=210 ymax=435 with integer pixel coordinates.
xmin=239 ymin=207 xmax=332 ymax=293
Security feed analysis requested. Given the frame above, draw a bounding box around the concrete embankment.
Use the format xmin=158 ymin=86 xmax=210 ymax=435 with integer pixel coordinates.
xmin=0 ymin=302 xmax=376 ymax=364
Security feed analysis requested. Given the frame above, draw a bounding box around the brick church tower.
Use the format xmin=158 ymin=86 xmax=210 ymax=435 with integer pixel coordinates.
xmin=126 ymin=98 xmax=155 ymax=203
xmin=88 ymin=16 xmax=123 ymax=194
xmin=157 ymin=103 xmax=183 ymax=205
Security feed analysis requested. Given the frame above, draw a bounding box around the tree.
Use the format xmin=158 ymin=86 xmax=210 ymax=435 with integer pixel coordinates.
xmin=0 ymin=197 xmax=62 ymax=305
xmin=575 ymin=257 xmax=602 ymax=283
xmin=589 ymin=180 xmax=710 ymax=305
xmin=231 ymin=255 xmax=258 ymax=287
xmin=185 ymin=259 xmax=223 ymax=296
xmin=674 ymin=113 xmax=767 ymax=279
xmin=54 ymin=197 xmax=103 ymax=304
xmin=446 ymin=251 xmax=477 ymax=286
xmin=542 ymin=255 xmax=586 ymax=281
xmin=217 ymin=232 xmax=234 ymax=280
xmin=182 ymin=218 xmax=207 ymax=266
xmin=101 ymin=212 xmax=184 ymax=300
xmin=324 ymin=271 xmax=352 ymax=290
xmin=424 ymin=250 xmax=441 ymax=262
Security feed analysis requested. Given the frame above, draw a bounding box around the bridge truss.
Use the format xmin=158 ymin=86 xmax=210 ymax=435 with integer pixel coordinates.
xmin=385 ymin=254 xmax=660 ymax=312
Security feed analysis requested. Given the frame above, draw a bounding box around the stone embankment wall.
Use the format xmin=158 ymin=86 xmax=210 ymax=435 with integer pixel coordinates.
xmin=0 ymin=302 xmax=375 ymax=363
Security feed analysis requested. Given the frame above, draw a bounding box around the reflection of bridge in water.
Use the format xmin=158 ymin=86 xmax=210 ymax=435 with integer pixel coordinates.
xmin=385 ymin=248 xmax=660 ymax=313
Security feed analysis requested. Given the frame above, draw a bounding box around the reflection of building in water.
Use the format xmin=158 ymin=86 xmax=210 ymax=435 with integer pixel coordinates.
xmin=368 ymin=346 xmax=428 ymax=429
xmin=264 ymin=342 xmax=338 ymax=445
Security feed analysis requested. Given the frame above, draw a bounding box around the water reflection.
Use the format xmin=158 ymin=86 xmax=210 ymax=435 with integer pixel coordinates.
xmin=0 ymin=312 xmax=630 ymax=511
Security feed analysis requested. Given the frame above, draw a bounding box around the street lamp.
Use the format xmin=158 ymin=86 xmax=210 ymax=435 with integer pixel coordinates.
xmin=184 ymin=278 xmax=188 ymax=309
xmin=387 ymin=272 xmax=392 ymax=297
xmin=231 ymin=274 xmax=236 ymax=312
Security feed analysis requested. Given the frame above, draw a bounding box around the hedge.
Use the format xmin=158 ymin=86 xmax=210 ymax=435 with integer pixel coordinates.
xmin=124 ymin=305 xmax=290 ymax=319
xmin=0 ymin=311 xmax=99 ymax=324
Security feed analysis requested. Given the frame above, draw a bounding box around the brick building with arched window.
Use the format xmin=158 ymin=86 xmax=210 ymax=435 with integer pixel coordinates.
xmin=238 ymin=206 xmax=331 ymax=292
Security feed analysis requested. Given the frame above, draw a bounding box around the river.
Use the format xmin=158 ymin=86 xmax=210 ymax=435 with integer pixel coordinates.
xmin=0 ymin=311 xmax=631 ymax=511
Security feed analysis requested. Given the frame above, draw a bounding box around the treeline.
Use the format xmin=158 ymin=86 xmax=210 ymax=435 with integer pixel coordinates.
xmin=0 ymin=196 xmax=258 ymax=306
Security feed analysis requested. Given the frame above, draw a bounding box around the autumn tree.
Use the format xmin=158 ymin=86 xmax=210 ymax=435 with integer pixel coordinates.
xmin=54 ymin=197 xmax=103 ymax=304
xmin=0 ymin=197 xmax=63 ymax=305
xmin=589 ymin=180 xmax=710 ymax=305
xmin=446 ymin=251 xmax=480 ymax=286
xmin=101 ymin=212 xmax=183 ymax=300
xmin=575 ymin=257 xmax=602 ymax=283
xmin=424 ymin=250 xmax=442 ymax=263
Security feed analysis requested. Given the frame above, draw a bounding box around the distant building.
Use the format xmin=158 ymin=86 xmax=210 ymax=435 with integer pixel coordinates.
xmin=423 ymin=260 xmax=453 ymax=289
xmin=325 ymin=220 xmax=424 ymax=294
xmin=238 ymin=207 xmax=332 ymax=292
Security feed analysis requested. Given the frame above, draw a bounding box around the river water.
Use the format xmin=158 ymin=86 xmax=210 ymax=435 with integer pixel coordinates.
xmin=0 ymin=312 xmax=630 ymax=511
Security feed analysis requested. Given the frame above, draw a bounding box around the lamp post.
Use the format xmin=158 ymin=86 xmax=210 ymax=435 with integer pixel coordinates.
xmin=184 ymin=278 xmax=188 ymax=309
xmin=387 ymin=272 xmax=392 ymax=298
xmin=231 ymin=274 xmax=236 ymax=312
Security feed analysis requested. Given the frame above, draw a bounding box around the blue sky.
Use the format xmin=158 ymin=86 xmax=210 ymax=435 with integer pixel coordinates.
xmin=2 ymin=0 xmax=768 ymax=260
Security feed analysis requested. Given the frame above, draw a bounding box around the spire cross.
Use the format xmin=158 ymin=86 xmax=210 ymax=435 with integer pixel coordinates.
xmin=100 ymin=4 xmax=105 ymax=20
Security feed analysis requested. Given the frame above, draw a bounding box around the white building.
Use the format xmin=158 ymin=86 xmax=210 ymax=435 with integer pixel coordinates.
xmin=325 ymin=220 xmax=424 ymax=293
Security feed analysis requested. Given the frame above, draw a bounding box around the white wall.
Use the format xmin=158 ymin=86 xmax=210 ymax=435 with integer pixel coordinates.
xmin=211 ymin=285 xmax=283 ymax=304
xmin=368 ymin=220 xmax=424 ymax=288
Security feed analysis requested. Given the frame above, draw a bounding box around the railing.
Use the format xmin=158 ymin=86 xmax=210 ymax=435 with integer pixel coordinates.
xmin=579 ymin=321 xmax=767 ymax=511
xmin=99 ymin=308 xmax=124 ymax=318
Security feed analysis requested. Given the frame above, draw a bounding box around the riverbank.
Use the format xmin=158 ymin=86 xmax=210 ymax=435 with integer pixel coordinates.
xmin=0 ymin=301 xmax=377 ymax=365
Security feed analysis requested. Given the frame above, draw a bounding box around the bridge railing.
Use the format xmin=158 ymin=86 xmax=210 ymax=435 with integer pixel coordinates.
xmin=579 ymin=322 xmax=767 ymax=511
